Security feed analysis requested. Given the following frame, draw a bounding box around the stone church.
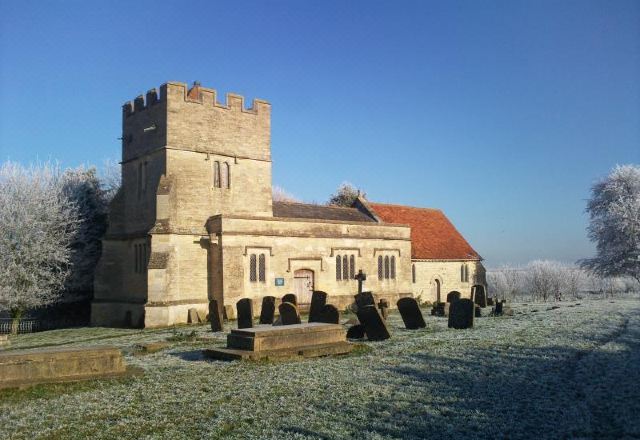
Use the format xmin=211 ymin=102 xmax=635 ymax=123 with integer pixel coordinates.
xmin=92 ymin=81 xmax=486 ymax=328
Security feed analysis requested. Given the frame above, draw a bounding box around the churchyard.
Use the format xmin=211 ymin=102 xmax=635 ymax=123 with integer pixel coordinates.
xmin=1 ymin=298 xmax=639 ymax=440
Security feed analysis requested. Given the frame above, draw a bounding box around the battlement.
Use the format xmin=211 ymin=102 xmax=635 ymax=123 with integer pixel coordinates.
xmin=122 ymin=81 xmax=270 ymax=118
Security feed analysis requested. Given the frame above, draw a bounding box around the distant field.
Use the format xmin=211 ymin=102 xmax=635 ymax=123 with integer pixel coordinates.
xmin=1 ymin=299 xmax=639 ymax=440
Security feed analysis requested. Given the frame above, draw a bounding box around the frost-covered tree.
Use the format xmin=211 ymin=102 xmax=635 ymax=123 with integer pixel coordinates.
xmin=0 ymin=162 xmax=79 ymax=332
xmin=580 ymin=164 xmax=640 ymax=285
xmin=272 ymin=185 xmax=299 ymax=203
xmin=327 ymin=182 xmax=363 ymax=207
xmin=61 ymin=167 xmax=110 ymax=298
xmin=100 ymin=158 xmax=121 ymax=203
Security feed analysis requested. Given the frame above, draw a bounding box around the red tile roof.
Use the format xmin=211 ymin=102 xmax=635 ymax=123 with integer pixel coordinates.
xmin=368 ymin=202 xmax=481 ymax=260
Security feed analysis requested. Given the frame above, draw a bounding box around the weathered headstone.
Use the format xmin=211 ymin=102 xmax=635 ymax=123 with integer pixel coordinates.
xmin=448 ymin=298 xmax=474 ymax=329
xmin=346 ymin=324 xmax=366 ymax=339
xmin=446 ymin=291 xmax=461 ymax=303
xmin=472 ymin=285 xmax=487 ymax=308
xmin=378 ymin=299 xmax=389 ymax=320
xmin=279 ymin=302 xmax=301 ymax=325
xmin=259 ymin=296 xmax=276 ymax=325
xmin=308 ymin=291 xmax=328 ymax=323
xmin=209 ymin=299 xmax=224 ymax=332
xmin=431 ymin=302 xmax=445 ymax=317
xmin=188 ymin=308 xmax=200 ymax=324
xmin=356 ymin=305 xmax=391 ymax=341
xmin=236 ymin=298 xmax=254 ymax=329
xmin=282 ymin=293 xmax=297 ymax=306
xmin=354 ymin=291 xmax=375 ymax=309
xmin=318 ymin=304 xmax=340 ymax=324
xmin=397 ymin=297 xmax=426 ymax=329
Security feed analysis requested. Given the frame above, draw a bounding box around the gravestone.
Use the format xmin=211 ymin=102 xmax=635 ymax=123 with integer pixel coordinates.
xmin=448 ymin=299 xmax=474 ymax=329
xmin=279 ymin=302 xmax=301 ymax=325
xmin=494 ymin=300 xmax=504 ymax=316
xmin=472 ymin=285 xmax=487 ymax=308
xmin=487 ymin=297 xmax=494 ymax=306
xmin=318 ymin=304 xmax=340 ymax=324
xmin=356 ymin=304 xmax=391 ymax=341
xmin=197 ymin=310 xmax=207 ymax=323
xmin=354 ymin=291 xmax=375 ymax=309
xmin=446 ymin=291 xmax=461 ymax=303
xmin=282 ymin=293 xmax=297 ymax=306
xmin=308 ymin=291 xmax=328 ymax=323
xmin=346 ymin=324 xmax=366 ymax=339
xmin=475 ymin=305 xmax=482 ymax=318
xmin=431 ymin=302 xmax=445 ymax=317
xmin=209 ymin=299 xmax=224 ymax=332
xmin=236 ymin=298 xmax=254 ymax=329
xmin=188 ymin=308 xmax=200 ymax=324
xmin=378 ymin=299 xmax=389 ymax=320
xmin=259 ymin=296 xmax=276 ymax=325
xmin=397 ymin=297 xmax=426 ymax=329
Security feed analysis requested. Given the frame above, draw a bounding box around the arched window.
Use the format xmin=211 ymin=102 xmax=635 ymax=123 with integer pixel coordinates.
xmin=221 ymin=162 xmax=230 ymax=189
xmin=213 ymin=161 xmax=221 ymax=188
xmin=412 ymin=264 xmax=416 ymax=283
xmin=258 ymin=254 xmax=266 ymax=282
xmin=461 ymin=264 xmax=465 ymax=282
xmin=336 ymin=255 xmax=342 ymax=281
xmin=343 ymin=255 xmax=349 ymax=281
xmin=390 ymin=256 xmax=396 ymax=279
xmin=384 ymin=256 xmax=390 ymax=279
xmin=378 ymin=256 xmax=383 ymax=280
xmin=249 ymin=254 xmax=257 ymax=282
xmin=464 ymin=264 xmax=469 ymax=282
xmin=349 ymin=255 xmax=355 ymax=279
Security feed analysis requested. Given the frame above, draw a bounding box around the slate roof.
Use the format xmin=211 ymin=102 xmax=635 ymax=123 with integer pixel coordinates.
xmin=368 ymin=202 xmax=481 ymax=260
xmin=272 ymin=201 xmax=376 ymax=223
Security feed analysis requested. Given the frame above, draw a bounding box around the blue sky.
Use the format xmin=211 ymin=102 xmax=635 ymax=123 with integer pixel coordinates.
xmin=1 ymin=0 xmax=638 ymax=267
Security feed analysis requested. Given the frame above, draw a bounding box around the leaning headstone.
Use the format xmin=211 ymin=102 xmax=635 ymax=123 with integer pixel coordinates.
xmin=446 ymin=291 xmax=461 ymax=303
xmin=346 ymin=324 xmax=366 ymax=339
xmin=318 ymin=304 xmax=340 ymax=324
xmin=354 ymin=291 xmax=375 ymax=309
xmin=259 ymin=296 xmax=276 ymax=325
xmin=188 ymin=308 xmax=200 ymax=324
xmin=378 ymin=299 xmax=389 ymax=320
xmin=209 ymin=299 xmax=224 ymax=332
xmin=282 ymin=293 xmax=297 ymax=306
xmin=236 ymin=298 xmax=254 ymax=329
xmin=279 ymin=302 xmax=301 ymax=325
xmin=308 ymin=291 xmax=328 ymax=322
xmin=356 ymin=305 xmax=391 ymax=341
xmin=472 ymin=285 xmax=487 ymax=308
xmin=448 ymin=299 xmax=474 ymax=329
xmin=397 ymin=297 xmax=426 ymax=329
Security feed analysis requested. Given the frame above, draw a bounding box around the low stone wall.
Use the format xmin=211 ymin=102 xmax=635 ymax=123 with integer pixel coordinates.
xmin=0 ymin=346 xmax=129 ymax=389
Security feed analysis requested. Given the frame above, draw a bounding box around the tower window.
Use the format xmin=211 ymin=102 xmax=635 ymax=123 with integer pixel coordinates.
xmin=222 ymin=162 xmax=230 ymax=189
xmin=214 ymin=161 xmax=221 ymax=188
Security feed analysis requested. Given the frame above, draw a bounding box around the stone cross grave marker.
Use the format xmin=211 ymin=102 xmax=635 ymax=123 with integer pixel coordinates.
xmin=279 ymin=302 xmax=301 ymax=325
xmin=308 ymin=291 xmax=328 ymax=323
xmin=355 ymin=270 xmax=367 ymax=294
xmin=318 ymin=304 xmax=340 ymax=324
xmin=356 ymin=304 xmax=391 ymax=341
xmin=282 ymin=293 xmax=297 ymax=306
xmin=236 ymin=298 xmax=254 ymax=329
xmin=448 ymin=298 xmax=474 ymax=329
xmin=209 ymin=299 xmax=224 ymax=332
xmin=397 ymin=297 xmax=426 ymax=329
xmin=259 ymin=296 xmax=276 ymax=325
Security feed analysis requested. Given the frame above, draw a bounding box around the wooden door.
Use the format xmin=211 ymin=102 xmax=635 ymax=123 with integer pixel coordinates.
xmin=293 ymin=269 xmax=314 ymax=304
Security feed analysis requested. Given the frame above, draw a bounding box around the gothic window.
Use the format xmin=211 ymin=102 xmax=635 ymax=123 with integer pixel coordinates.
xmin=249 ymin=254 xmax=257 ymax=282
xmin=342 ymin=255 xmax=349 ymax=281
xmin=378 ymin=256 xmax=383 ymax=280
xmin=412 ymin=264 xmax=416 ymax=283
xmin=349 ymin=255 xmax=355 ymax=279
xmin=213 ymin=161 xmax=221 ymax=188
xmin=465 ymin=264 xmax=470 ymax=283
xmin=336 ymin=255 xmax=342 ymax=281
xmin=258 ymin=254 xmax=266 ymax=283
xmin=390 ymin=256 xmax=396 ymax=279
xmin=384 ymin=256 xmax=390 ymax=279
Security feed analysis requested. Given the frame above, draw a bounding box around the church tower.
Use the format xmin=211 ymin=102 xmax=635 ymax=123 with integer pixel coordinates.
xmin=92 ymin=82 xmax=272 ymax=327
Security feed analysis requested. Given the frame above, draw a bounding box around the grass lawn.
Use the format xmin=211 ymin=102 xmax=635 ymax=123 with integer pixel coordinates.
xmin=1 ymin=299 xmax=639 ymax=439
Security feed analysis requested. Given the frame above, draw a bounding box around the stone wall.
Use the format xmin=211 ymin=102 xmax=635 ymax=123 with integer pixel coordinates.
xmin=411 ymin=260 xmax=486 ymax=303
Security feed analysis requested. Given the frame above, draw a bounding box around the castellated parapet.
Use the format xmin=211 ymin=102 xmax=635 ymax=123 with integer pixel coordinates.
xmin=121 ymin=82 xmax=271 ymax=163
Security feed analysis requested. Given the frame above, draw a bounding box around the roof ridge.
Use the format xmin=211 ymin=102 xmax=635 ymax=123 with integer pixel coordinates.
xmin=369 ymin=201 xmax=442 ymax=212
xmin=273 ymin=201 xmax=363 ymax=211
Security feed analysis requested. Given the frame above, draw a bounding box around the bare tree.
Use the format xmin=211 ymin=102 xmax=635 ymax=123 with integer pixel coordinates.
xmin=327 ymin=182 xmax=363 ymax=207
xmin=0 ymin=162 xmax=79 ymax=333
xmin=100 ymin=158 xmax=121 ymax=203
xmin=580 ymin=164 xmax=640 ymax=285
xmin=272 ymin=185 xmax=300 ymax=203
